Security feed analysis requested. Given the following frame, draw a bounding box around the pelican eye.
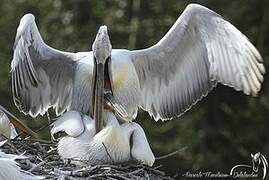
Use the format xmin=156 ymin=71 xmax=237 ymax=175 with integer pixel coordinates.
xmin=53 ymin=131 xmax=68 ymax=140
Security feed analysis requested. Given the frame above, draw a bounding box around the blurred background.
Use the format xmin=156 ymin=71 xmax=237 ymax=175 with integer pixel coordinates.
xmin=0 ymin=0 xmax=268 ymax=177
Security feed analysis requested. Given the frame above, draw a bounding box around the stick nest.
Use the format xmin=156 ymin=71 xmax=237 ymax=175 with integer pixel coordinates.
xmin=1 ymin=138 xmax=173 ymax=180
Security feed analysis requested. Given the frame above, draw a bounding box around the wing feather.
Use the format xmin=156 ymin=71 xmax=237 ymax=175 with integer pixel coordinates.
xmin=11 ymin=14 xmax=92 ymax=117
xmin=130 ymin=4 xmax=265 ymax=121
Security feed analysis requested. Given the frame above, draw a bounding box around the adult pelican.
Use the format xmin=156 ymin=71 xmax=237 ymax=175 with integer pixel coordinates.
xmin=51 ymin=110 xmax=155 ymax=166
xmin=11 ymin=4 xmax=265 ymax=131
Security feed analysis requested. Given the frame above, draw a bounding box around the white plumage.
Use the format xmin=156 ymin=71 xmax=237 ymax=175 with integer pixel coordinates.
xmin=51 ymin=111 xmax=155 ymax=166
xmin=11 ymin=4 xmax=265 ymax=122
xmin=0 ymin=141 xmax=44 ymax=180
xmin=0 ymin=110 xmax=17 ymax=140
xmin=8 ymin=3 xmax=266 ymax=169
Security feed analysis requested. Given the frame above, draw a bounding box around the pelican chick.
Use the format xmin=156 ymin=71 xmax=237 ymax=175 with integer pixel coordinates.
xmin=51 ymin=111 xmax=155 ymax=166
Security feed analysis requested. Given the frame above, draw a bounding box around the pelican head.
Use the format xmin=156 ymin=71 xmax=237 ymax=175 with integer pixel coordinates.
xmin=92 ymin=26 xmax=112 ymax=64
xmin=91 ymin=26 xmax=113 ymax=134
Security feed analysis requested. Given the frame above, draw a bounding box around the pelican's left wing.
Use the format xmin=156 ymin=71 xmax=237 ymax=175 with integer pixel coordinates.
xmin=11 ymin=14 xmax=92 ymax=117
xmin=130 ymin=4 xmax=265 ymax=121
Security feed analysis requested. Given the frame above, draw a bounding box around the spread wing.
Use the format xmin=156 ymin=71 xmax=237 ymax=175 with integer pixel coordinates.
xmin=11 ymin=14 xmax=93 ymax=117
xmin=130 ymin=4 xmax=265 ymax=121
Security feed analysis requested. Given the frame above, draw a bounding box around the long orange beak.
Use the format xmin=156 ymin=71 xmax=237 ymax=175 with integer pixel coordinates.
xmin=0 ymin=105 xmax=38 ymax=138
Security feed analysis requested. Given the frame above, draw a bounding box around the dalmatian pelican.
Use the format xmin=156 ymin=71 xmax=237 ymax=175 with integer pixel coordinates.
xmin=11 ymin=4 xmax=264 ymax=124
xmin=10 ymin=3 xmax=265 ymax=163
xmin=51 ymin=110 xmax=155 ymax=166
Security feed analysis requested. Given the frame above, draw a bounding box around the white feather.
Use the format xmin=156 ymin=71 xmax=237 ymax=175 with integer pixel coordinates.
xmin=0 ymin=111 xmax=17 ymax=140
xmin=0 ymin=147 xmax=43 ymax=180
xmin=129 ymin=3 xmax=265 ymax=121
xmin=12 ymin=4 xmax=265 ymax=123
xmin=51 ymin=111 xmax=155 ymax=166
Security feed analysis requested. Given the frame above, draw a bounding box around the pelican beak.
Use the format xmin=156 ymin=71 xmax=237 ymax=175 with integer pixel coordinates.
xmin=0 ymin=105 xmax=38 ymax=138
xmin=92 ymin=26 xmax=112 ymax=134
xmin=92 ymin=59 xmax=105 ymax=134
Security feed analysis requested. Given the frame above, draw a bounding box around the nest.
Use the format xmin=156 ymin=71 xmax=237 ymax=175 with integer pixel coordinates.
xmin=1 ymin=137 xmax=173 ymax=180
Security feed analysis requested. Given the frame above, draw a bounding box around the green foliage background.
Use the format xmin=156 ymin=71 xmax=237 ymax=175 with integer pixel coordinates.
xmin=0 ymin=0 xmax=268 ymax=177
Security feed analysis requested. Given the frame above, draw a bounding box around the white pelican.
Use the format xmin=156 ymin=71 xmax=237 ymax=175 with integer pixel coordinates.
xmin=0 ymin=141 xmax=44 ymax=180
xmin=51 ymin=110 xmax=155 ymax=166
xmin=11 ymin=4 xmax=265 ymax=125
xmin=0 ymin=105 xmax=37 ymax=139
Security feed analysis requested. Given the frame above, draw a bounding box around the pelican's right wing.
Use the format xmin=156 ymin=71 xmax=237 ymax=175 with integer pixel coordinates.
xmin=130 ymin=4 xmax=265 ymax=121
xmin=11 ymin=14 xmax=93 ymax=117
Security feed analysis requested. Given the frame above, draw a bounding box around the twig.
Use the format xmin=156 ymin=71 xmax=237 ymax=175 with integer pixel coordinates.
xmin=102 ymin=142 xmax=115 ymax=164
xmin=155 ymin=146 xmax=188 ymax=160
xmin=30 ymin=138 xmax=54 ymax=144
xmin=154 ymin=164 xmax=163 ymax=169
xmin=46 ymin=111 xmax=55 ymax=141
xmin=35 ymin=123 xmax=51 ymax=133
xmin=29 ymin=160 xmax=46 ymax=172
xmin=6 ymin=140 xmax=21 ymax=154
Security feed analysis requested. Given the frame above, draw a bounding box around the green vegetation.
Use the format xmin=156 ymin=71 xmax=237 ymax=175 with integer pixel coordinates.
xmin=0 ymin=0 xmax=268 ymax=176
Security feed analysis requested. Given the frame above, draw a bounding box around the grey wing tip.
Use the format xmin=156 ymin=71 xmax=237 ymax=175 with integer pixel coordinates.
xmin=186 ymin=3 xmax=209 ymax=11
xmin=17 ymin=13 xmax=35 ymax=34
xmin=186 ymin=3 xmax=203 ymax=8
xmin=14 ymin=13 xmax=36 ymax=49
xmin=21 ymin=13 xmax=35 ymax=22
xmin=186 ymin=3 xmax=216 ymax=11
xmin=185 ymin=3 xmax=221 ymax=17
